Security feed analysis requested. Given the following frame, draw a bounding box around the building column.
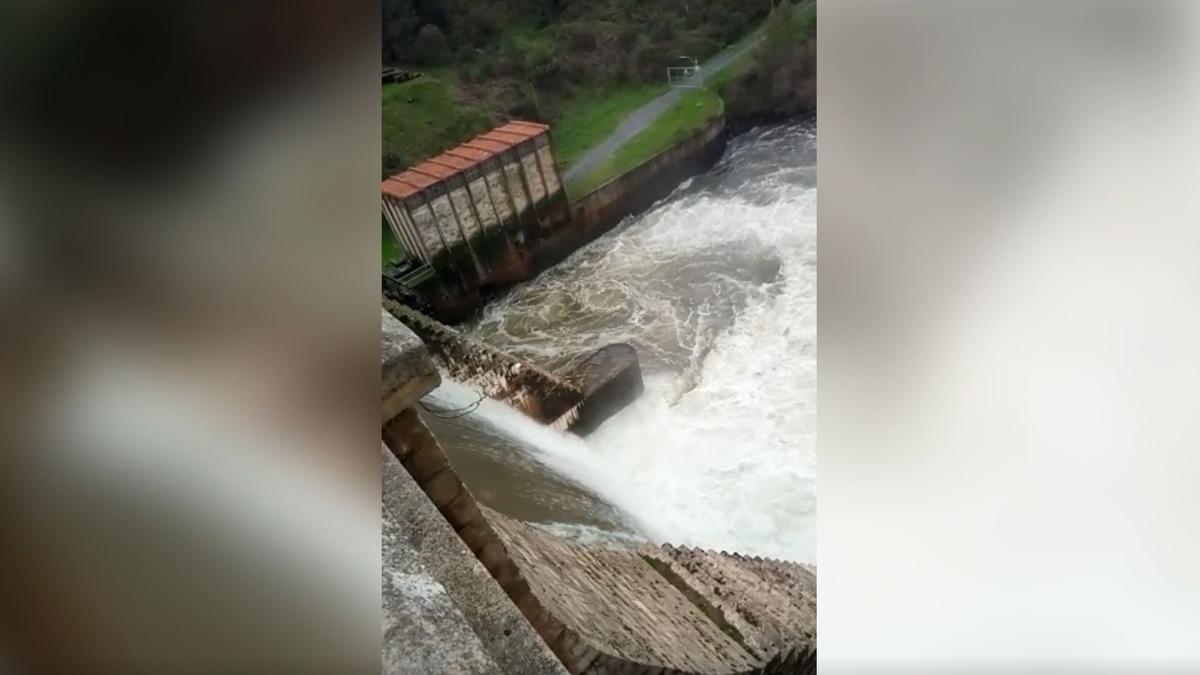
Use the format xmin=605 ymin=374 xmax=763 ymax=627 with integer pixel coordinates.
xmin=459 ymin=175 xmax=487 ymax=240
xmin=400 ymin=200 xmax=434 ymax=263
xmin=479 ymin=161 xmax=521 ymax=258
xmin=497 ymin=156 xmax=532 ymax=245
xmin=441 ymin=183 xmax=486 ymax=276
xmin=420 ymin=191 xmax=466 ymax=280
xmin=529 ymin=143 xmax=552 ymax=208
xmin=510 ymin=147 xmax=542 ymax=229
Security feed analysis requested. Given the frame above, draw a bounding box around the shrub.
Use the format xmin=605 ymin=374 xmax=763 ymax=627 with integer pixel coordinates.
xmin=630 ymin=35 xmax=671 ymax=82
xmin=464 ymin=58 xmax=497 ymax=83
xmin=383 ymin=152 xmax=405 ymax=177
xmin=615 ymin=24 xmax=639 ymax=50
xmin=495 ymin=43 xmax=528 ymax=78
xmin=506 ymin=89 xmax=541 ymax=120
xmin=413 ymin=24 xmax=448 ymax=64
xmin=722 ymin=24 xmax=815 ymax=120
xmin=563 ymin=23 xmax=599 ymax=51
xmin=557 ymin=52 xmax=590 ymax=84
xmin=532 ymin=58 xmax=563 ymax=90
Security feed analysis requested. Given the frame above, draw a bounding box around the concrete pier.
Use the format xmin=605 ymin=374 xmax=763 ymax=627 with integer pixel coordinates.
xmin=386 ymin=300 xmax=643 ymax=434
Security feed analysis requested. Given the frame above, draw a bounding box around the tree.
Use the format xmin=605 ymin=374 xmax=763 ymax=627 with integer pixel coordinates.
xmin=413 ymin=24 xmax=448 ymax=64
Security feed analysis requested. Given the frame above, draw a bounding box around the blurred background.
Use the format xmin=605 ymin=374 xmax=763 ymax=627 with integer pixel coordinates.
xmin=820 ymin=0 xmax=1200 ymax=672
xmin=0 ymin=1 xmax=380 ymax=672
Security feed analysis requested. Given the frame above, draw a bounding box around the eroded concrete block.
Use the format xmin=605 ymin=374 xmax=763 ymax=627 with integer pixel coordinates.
xmin=387 ymin=301 xmax=585 ymax=428
xmin=563 ymin=343 xmax=644 ymax=435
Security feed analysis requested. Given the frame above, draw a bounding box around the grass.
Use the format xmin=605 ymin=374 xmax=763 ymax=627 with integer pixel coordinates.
xmin=382 ymin=74 xmax=493 ymax=174
xmin=791 ymin=1 xmax=817 ymax=39
xmin=550 ymin=27 xmax=759 ymax=181
xmin=708 ymin=0 xmax=814 ymax=91
xmin=704 ymin=42 xmax=761 ymax=91
xmin=551 ymin=83 xmax=667 ymax=170
xmin=381 ymin=66 xmax=664 ymax=178
xmin=380 ymin=3 xmax=805 ymax=208
xmin=561 ymin=9 xmax=787 ymax=195
xmin=567 ymin=86 xmax=724 ymax=197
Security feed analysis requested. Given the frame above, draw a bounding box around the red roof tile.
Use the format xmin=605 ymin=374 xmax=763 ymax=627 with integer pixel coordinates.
xmin=501 ymin=120 xmax=549 ymax=136
xmin=445 ymin=147 xmax=491 ymax=163
xmin=409 ymin=162 xmax=456 ymax=180
xmin=427 ymin=153 xmax=474 ymax=172
xmin=382 ymin=120 xmax=548 ymax=200
xmin=480 ymin=130 xmax=527 ymax=145
xmin=464 ymin=139 xmax=509 ymax=154
xmin=382 ymin=173 xmax=436 ymax=200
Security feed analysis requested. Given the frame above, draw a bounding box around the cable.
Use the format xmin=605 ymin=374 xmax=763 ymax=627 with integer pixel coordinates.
xmin=419 ymin=390 xmax=485 ymax=419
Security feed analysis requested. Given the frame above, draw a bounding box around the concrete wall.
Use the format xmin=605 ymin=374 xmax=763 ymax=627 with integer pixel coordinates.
xmin=383 ymin=446 xmax=569 ymax=675
xmin=383 ymin=407 xmax=577 ymax=666
xmin=534 ymin=115 xmax=728 ymax=272
xmin=381 ymin=311 xmax=568 ymax=675
xmin=570 ymin=115 xmax=725 ymax=228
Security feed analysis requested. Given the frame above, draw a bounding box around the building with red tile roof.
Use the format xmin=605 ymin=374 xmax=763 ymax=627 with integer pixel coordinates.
xmin=382 ymin=121 xmax=563 ymax=272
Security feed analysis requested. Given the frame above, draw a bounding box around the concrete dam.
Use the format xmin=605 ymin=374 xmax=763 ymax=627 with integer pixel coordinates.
xmin=451 ymin=122 xmax=817 ymax=562
xmin=382 ymin=312 xmax=816 ymax=673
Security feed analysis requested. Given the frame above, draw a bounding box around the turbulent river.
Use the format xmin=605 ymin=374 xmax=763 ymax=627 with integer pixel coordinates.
xmin=423 ymin=123 xmax=816 ymax=563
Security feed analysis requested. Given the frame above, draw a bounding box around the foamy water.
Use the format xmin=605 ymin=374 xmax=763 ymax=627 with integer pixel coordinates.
xmin=447 ymin=123 xmax=816 ymax=562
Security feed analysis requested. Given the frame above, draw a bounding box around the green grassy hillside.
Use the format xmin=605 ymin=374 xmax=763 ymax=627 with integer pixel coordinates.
xmin=568 ymin=87 xmax=724 ymax=197
xmin=382 ymin=74 xmax=492 ymax=176
xmin=381 ymin=1 xmax=815 ymax=267
xmin=381 ymin=0 xmax=772 ymax=174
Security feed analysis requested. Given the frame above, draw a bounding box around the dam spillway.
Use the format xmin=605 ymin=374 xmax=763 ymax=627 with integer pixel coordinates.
xmin=381 ymin=310 xmax=817 ymax=674
xmin=451 ymin=122 xmax=817 ymax=562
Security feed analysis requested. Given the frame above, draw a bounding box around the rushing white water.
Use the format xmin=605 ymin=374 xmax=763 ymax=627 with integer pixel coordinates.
xmin=448 ymin=123 xmax=816 ymax=562
xmin=426 ymin=378 xmax=668 ymax=541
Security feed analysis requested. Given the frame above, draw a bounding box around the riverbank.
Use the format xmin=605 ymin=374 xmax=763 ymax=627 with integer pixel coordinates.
xmin=564 ymin=0 xmax=815 ymax=196
xmin=382 ymin=3 xmax=816 ymax=329
xmin=382 ymin=2 xmax=815 ymax=269
xmin=381 ymin=0 xmax=774 ymax=179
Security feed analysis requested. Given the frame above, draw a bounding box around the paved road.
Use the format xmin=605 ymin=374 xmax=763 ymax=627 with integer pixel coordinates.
xmin=561 ymin=34 xmax=766 ymax=185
